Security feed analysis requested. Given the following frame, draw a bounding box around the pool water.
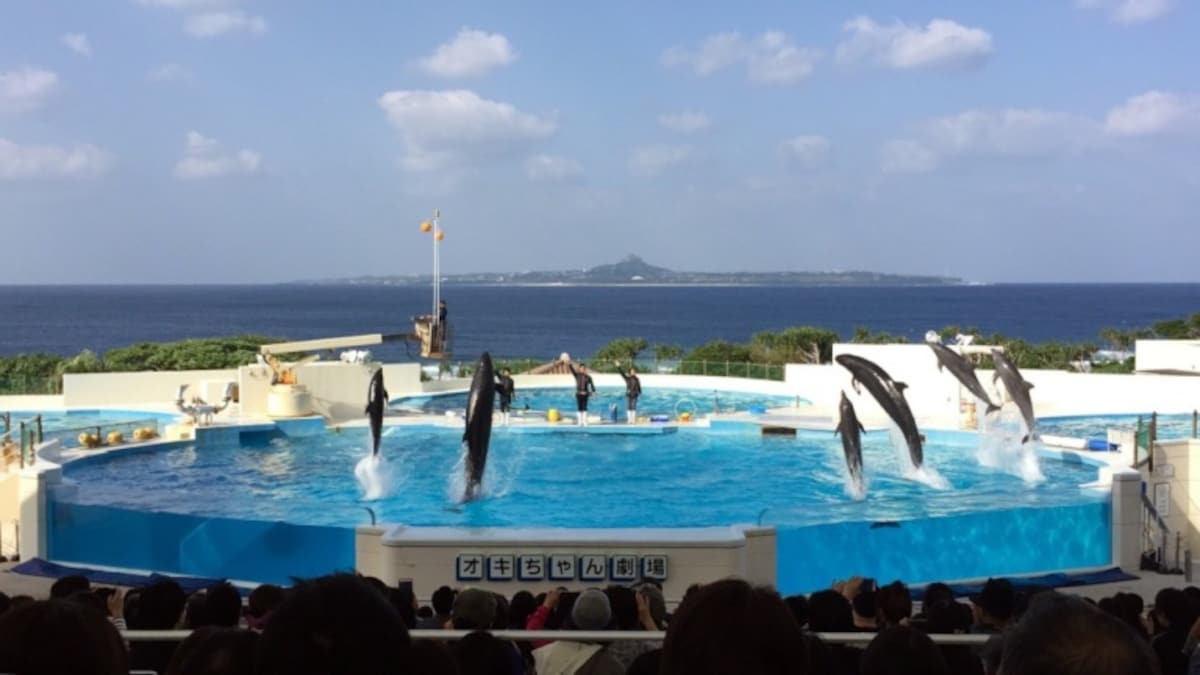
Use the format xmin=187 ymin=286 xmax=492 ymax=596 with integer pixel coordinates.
xmin=392 ymin=387 xmax=799 ymax=417
xmin=51 ymin=424 xmax=1111 ymax=590
xmin=1039 ymin=413 xmax=1197 ymax=440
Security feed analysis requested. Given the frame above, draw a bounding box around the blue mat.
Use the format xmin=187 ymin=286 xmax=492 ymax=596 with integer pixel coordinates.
xmin=6 ymin=558 xmax=228 ymax=594
xmin=910 ymin=566 xmax=1139 ymax=601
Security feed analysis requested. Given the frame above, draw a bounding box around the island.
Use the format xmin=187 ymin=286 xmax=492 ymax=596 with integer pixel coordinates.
xmin=295 ymin=255 xmax=962 ymax=287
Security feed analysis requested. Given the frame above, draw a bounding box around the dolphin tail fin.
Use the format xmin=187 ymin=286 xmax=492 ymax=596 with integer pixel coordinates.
xmin=985 ymin=402 xmax=1001 ymax=415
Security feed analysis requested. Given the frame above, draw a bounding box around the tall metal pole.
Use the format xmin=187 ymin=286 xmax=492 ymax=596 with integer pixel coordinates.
xmin=432 ymin=209 xmax=440 ymax=328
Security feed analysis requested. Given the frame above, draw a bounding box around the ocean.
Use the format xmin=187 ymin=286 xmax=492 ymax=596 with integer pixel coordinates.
xmin=0 ymin=284 xmax=1196 ymax=362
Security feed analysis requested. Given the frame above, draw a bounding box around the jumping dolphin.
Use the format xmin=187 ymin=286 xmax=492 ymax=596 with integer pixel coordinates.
xmin=835 ymin=354 xmax=924 ymax=469
xmin=463 ymin=352 xmax=496 ymax=501
xmin=928 ymin=343 xmax=1001 ymax=415
xmin=365 ymin=368 xmax=387 ymax=456
xmin=991 ymin=349 xmax=1038 ymax=443
xmin=835 ymin=391 xmax=866 ymax=493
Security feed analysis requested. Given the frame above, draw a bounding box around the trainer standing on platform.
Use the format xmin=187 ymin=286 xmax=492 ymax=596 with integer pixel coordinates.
xmin=614 ymin=360 xmax=641 ymax=424
xmin=566 ymin=359 xmax=596 ymax=426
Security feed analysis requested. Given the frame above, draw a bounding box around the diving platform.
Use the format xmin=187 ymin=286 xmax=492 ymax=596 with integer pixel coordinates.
xmin=506 ymin=424 xmax=679 ymax=436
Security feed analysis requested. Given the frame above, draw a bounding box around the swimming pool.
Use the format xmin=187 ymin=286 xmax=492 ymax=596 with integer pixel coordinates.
xmin=393 ymin=387 xmax=800 ymax=416
xmin=49 ymin=423 xmax=1110 ymax=591
xmin=1039 ymin=413 xmax=1198 ymax=441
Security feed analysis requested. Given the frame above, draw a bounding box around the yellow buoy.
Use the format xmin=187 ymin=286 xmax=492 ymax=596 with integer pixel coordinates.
xmin=547 ymin=408 xmax=560 ymax=422
xmin=78 ymin=432 xmax=91 ymax=446
xmin=106 ymin=431 xmax=124 ymax=445
xmin=679 ymin=412 xmax=692 ymax=422
xmin=420 ymin=221 xmax=432 ymax=233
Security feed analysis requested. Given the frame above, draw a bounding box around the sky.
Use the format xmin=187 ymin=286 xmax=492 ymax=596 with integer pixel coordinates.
xmin=1 ymin=0 xmax=1198 ymax=284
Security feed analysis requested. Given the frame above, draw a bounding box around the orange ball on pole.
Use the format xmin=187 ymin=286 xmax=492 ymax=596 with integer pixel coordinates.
xmin=434 ymin=231 xmax=444 ymax=241
xmin=420 ymin=221 xmax=432 ymax=233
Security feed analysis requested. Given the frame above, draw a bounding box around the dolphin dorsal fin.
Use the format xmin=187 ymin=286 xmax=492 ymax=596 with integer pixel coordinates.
xmin=1025 ymin=381 xmax=1034 ymax=390
xmin=858 ymin=422 xmax=866 ymax=434
xmin=895 ymin=381 xmax=908 ymax=391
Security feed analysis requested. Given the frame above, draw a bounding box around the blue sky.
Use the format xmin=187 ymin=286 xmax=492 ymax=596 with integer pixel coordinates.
xmin=1 ymin=0 xmax=1198 ymax=283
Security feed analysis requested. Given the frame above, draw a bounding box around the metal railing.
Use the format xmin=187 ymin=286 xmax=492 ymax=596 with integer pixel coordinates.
xmin=116 ymin=628 xmax=992 ymax=645
xmin=44 ymin=418 xmax=161 ymax=450
xmin=435 ymin=358 xmax=786 ymax=382
xmin=0 ymin=414 xmax=45 ymax=469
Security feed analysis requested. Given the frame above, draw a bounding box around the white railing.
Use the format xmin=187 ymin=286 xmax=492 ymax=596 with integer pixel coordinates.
xmin=119 ymin=629 xmax=991 ymax=645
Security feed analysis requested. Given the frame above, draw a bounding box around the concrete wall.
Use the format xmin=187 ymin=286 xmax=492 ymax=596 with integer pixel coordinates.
xmin=1137 ymin=340 xmax=1200 ymax=375
xmin=1144 ymin=439 xmax=1200 ymax=574
xmin=356 ymin=525 xmax=775 ymax=604
xmin=63 ymin=370 xmax=238 ymax=410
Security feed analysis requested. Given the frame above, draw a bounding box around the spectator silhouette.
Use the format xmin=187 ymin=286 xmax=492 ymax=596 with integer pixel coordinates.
xmin=660 ymin=578 xmax=810 ymax=675
xmin=0 ymin=599 xmax=128 ymax=675
xmin=255 ymin=573 xmax=411 ymax=675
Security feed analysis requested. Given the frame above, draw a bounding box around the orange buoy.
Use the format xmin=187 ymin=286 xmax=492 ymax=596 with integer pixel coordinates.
xmin=434 ymin=231 xmax=444 ymax=241
xmin=420 ymin=221 xmax=432 ymax=233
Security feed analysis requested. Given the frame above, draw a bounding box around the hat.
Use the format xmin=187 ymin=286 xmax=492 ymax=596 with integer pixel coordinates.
xmin=451 ymin=588 xmax=497 ymax=629
xmin=571 ymin=589 xmax=612 ymax=631
xmin=970 ymin=578 xmax=1015 ymax=620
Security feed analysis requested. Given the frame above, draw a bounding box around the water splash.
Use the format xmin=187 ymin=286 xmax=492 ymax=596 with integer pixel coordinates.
xmin=445 ymin=440 xmax=526 ymax=504
xmin=977 ymin=404 xmax=1045 ymax=484
xmin=888 ymin=427 xmax=950 ymax=490
xmin=844 ymin=473 xmax=867 ymax=501
xmin=354 ymin=454 xmax=398 ymax=501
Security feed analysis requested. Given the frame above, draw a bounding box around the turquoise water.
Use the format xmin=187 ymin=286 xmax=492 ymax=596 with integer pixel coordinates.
xmin=1040 ymin=413 xmax=1198 ymax=440
xmin=392 ymin=387 xmax=799 ymax=417
xmin=51 ymin=424 xmax=1110 ymax=590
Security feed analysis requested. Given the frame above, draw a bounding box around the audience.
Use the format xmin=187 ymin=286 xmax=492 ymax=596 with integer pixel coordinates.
xmin=660 ymin=578 xmax=810 ymax=675
xmin=0 ymin=568 xmax=1194 ymax=675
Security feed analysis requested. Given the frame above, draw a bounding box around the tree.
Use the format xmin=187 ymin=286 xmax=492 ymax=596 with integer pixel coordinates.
xmin=749 ymin=326 xmax=837 ymax=364
xmin=1152 ymin=319 xmax=1191 ymax=340
xmin=851 ymin=327 xmax=907 ymax=345
xmin=652 ymin=343 xmax=685 ymax=361
xmin=57 ymin=350 xmax=105 ymax=375
xmin=1099 ymin=328 xmax=1135 ymax=351
xmin=686 ymin=340 xmax=752 ymax=363
xmin=593 ymin=337 xmax=648 ymax=365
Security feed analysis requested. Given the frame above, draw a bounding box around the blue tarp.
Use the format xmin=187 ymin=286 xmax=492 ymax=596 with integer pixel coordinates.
xmin=5 ymin=557 xmax=230 ymax=594
xmin=910 ymin=566 xmax=1139 ymax=601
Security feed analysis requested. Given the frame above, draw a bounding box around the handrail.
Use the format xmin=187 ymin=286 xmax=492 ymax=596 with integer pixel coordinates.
xmin=117 ymin=629 xmax=992 ymax=645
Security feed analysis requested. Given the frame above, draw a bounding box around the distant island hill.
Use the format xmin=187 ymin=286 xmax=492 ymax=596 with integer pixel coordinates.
xmin=296 ymin=255 xmax=962 ymax=287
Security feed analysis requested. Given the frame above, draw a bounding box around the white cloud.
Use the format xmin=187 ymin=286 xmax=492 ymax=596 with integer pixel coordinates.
xmin=147 ymin=63 xmax=191 ymax=82
xmin=1076 ymin=0 xmax=1173 ymax=24
xmin=628 ymin=144 xmax=693 ymax=177
xmin=1105 ymin=91 xmax=1200 ymax=136
xmin=184 ymin=11 xmax=267 ymax=38
xmin=0 ymin=67 xmax=59 ymax=113
xmin=880 ymin=139 xmax=938 ymax=173
xmin=173 ymin=131 xmax=262 ymax=179
xmin=378 ymin=89 xmax=556 ymax=173
xmin=921 ymin=108 xmax=1097 ymax=156
xmin=658 ymin=111 xmax=711 ymax=134
xmin=836 ymin=16 xmax=992 ymax=70
xmin=662 ymin=31 xmax=819 ymax=85
xmin=61 ymin=33 xmax=93 ymax=58
xmin=778 ymin=135 xmax=831 ymax=169
xmin=418 ymin=28 xmax=516 ymax=78
xmin=0 ymin=137 xmax=111 ymax=179
xmin=525 ymin=154 xmax=583 ymax=181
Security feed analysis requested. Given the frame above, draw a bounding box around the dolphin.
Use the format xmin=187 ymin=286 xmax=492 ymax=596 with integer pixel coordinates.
xmin=928 ymin=343 xmax=1001 ymax=415
xmin=365 ymin=368 xmax=388 ymax=456
xmin=463 ymin=352 xmax=496 ymax=501
xmin=991 ymin=349 xmax=1038 ymax=443
xmin=835 ymin=353 xmax=924 ymax=469
xmin=835 ymin=391 xmax=866 ymax=492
